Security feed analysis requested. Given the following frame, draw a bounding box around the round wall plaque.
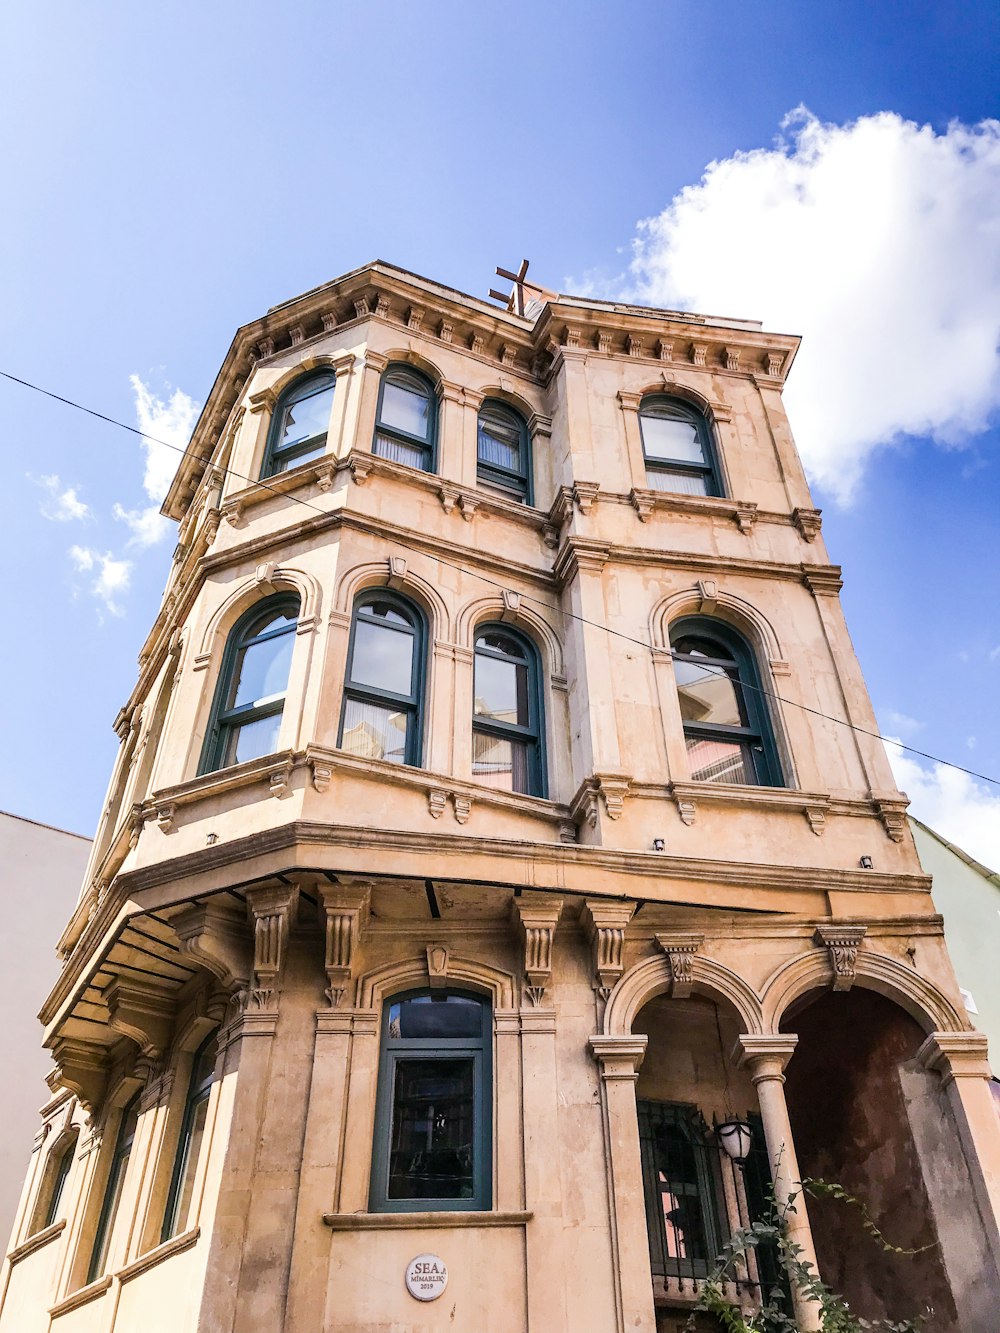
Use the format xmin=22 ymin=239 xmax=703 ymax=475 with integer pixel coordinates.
xmin=405 ymin=1252 xmax=449 ymax=1302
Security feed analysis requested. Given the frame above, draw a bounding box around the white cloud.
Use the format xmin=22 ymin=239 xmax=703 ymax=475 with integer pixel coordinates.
xmin=880 ymin=708 xmax=924 ymax=736
xmin=31 ymin=473 xmax=90 ymax=522
xmin=990 ymin=646 xmax=1000 ymax=661
xmin=627 ymin=109 xmax=1000 ymax=502
xmin=121 ymin=375 xmax=200 ymax=546
xmin=68 ymin=545 xmax=132 ymax=617
xmin=887 ymin=742 xmax=1000 ymax=872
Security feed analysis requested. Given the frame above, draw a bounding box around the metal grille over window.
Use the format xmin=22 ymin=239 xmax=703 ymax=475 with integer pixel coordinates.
xmin=373 ymin=367 xmax=436 ymax=472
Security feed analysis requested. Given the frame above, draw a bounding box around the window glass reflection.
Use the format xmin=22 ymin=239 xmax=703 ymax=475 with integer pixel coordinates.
xmin=381 ymin=380 xmax=430 ymax=440
xmin=279 ymin=383 xmax=335 ymax=450
xmin=341 ymin=699 xmax=408 ymax=763
xmin=352 ymin=616 xmax=414 ymax=696
xmin=388 ymin=994 xmax=483 ymax=1039
xmin=231 ymin=628 xmax=296 ymax=710
xmin=641 ymin=412 xmax=706 ymax=464
xmin=388 ymin=1059 xmax=475 ymax=1200
xmin=474 ymin=652 xmax=528 ymax=725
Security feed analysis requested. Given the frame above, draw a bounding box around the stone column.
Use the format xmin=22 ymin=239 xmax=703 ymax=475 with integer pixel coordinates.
xmin=588 ymin=1034 xmax=655 ymax=1333
xmin=916 ymin=1031 xmax=1000 ymax=1265
xmin=734 ymin=1035 xmax=822 ymax=1332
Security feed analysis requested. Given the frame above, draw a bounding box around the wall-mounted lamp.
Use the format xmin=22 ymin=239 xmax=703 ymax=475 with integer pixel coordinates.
xmin=206 ymin=832 xmax=219 ymax=845
xmin=859 ymin=855 xmax=874 ymax=869
xmin=653 ymin=838 xmax=665 ymax=852
xmin=716 ymin=1118 xmax=754 ymax=1165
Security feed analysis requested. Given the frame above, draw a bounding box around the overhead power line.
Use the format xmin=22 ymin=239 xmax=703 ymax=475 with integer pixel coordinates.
xmin=4 ymin=366 xmax=998 ymax=791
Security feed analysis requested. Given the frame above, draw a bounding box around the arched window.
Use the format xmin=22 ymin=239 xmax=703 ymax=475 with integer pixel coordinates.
xmin=34 ymin=1128 xmax=78 ymax=1232
xmin=200 ymin=594 xmax=300 ymax=774
xmin=369 ymin=989 xmax=491 ymax=1212
xmin=472 ymin=626 xmax=545 ymax=797
xmin=339 ymin=593 xmax=425 ymax=766
xmin=88 ymin=1095 xmax=139 ymax=1282
xmin=373 ymin=366 xmax=436 ymax=472
xmin=639 ymin=397 xmax=720 ymax=497
xmin=477 ymin=401 xmax=531 ymax=503
xmin=669 ymin=618 xmax=782 ymax=787
xmin=262 ymin=371 xmax=337 ymax=477
xmin=162 ymin=1030 xmax=218 ymax=1241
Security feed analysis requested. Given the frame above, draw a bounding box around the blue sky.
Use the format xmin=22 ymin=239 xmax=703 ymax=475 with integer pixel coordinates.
xmin=2 ymin=2 xmax=998 ymax=864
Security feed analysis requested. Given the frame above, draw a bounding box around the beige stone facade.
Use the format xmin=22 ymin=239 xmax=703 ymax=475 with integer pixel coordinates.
xmin=3 ymin=261 xmax=999 ymax=1332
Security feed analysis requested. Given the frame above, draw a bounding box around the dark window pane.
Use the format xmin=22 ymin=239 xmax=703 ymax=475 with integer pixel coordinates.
xmin=341 ymin=699 xmax=408 ymax=763
xmin=388 ymin=995 xmax=483 ymax=1039
xmin=674 ymin=659 xmax=743 ymax=727
xmin=168 ymin=1093 xmax=210 ymax=1238
xmin=230 ymin=629 xmax=295 ymax=710
xmin=474 ymin=653 xmax=528 ymax=726
xmin=472 ymin=730 xmax=531 ymax=794
xmin=641 ymin=411 xmax=706 ymax=464
xmin=388 ymin=1058 xmax=475 ymax=1200
xmin=381 ymin=379 xmax=430 ymax=440
xmin=278 ymin=382 xmax=334 ymax=450
xmin=352 ymin=619 xmax=414 ymax=696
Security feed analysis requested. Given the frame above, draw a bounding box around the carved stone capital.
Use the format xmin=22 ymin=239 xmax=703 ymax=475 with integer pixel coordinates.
xmin=511 ymin=896 xmax=563 ymax=1006
xmin=655 ymin=932 xmax=704 ymax=999
xmin=318 ymin=883 xmax=370 ymax=1007
xmin=588 ymin=1033 xmax=647 ymax=1080
xmin=732 ymin=1033 xmax=798 ymax=1080
xmin=106 ymin=976 xmax=176 ymax=1058
xmin=915 ymin=1031 xmax=992 ymax=1085
xmin=814 ymin=924 xmax=867 ymax=991
xmin=581 ymin=900 xmax=636 ymax=998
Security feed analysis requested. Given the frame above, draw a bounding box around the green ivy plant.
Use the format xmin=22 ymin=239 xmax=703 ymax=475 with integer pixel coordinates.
xmin=685 ymin=1179 xmax=932 ymax=1333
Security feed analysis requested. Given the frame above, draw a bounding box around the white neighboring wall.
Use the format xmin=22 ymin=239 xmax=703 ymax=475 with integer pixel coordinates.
xmin=0 ymin=812 xmax=90 ymax=1244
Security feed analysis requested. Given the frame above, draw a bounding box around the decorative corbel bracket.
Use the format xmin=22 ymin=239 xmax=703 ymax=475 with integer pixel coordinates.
xmin=106 ymin=976 xmax=176 ymax=1059
xmin=174 ymin=900 xmax=251 ymax=990
xmin=814 ymin=924 xmax=867 ymax=992
xmin=734 ymin=503 xmax=758 ymax=536
xmin=570 ymin=771 xmax=632 ymax=830
xmin=655 ymin=932 xmax=704 ymax=999
xmin=511 ymin=896 xmax=563 ymax=1006
xmin=349 ymin=453 xmax=374 ymax=486
xmin=581 ymin=899 xmax=636 ymax=999
xmin=873 ymin=794 xmax=909 ymax=843
xmin=245 ymin=883 xmax=300 ymax=1014
xmin=793 ymin=507 xmax=823 ymax=543
xmin=48 ymin=1039 xmax=107 ymax=1115
xmin=318 ymin=883 xmax=370 ymax=1007
xmin=629 ymin=488 xmax=656 ymax=522
xmin=572 ymin=481 xmax=600 ymax=515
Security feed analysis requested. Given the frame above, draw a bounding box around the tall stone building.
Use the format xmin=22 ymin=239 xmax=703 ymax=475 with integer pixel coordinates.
xmin=3 ymin=262 xmax=998 ymax=1333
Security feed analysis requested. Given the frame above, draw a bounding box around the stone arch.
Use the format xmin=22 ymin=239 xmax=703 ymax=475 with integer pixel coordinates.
xmin=603 ymin=951 xmax=764 ymax=1037
xmin=760 ymin=945 xmax=969 ymax=1036
xmin=379 ymin=346 xmax=446 ymax=392
xmin=197 ymin=565 xmax=321 ymax=661
xmin=356 ymin=953 xmax=517 ymax=1012
xmin=476 ymin=384 xmax=541 ymax=429
xmin=258 ymin=355 xmax=342 ymax=404
xmin=634 ymin=376 xmax=718 ymax=422
xmin=456 ymin=595 xmax=564 ymax=679
xmin=334 ymin=559 xmax=452 ymax=640
xmin=649 ymin=583 xmax=785 ymax=665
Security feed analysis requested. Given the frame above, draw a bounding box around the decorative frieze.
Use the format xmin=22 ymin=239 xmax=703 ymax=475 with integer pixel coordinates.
xmin=580 ymin=900 xmax=636 ymax=998
xmin=814 ymin=924 xmax=867 ymax=991
xmin=319 ymin=884 xmax=370 ymax=1007
xmin=655 ymin=932 xmax=704 ymax=999
xmin=511 ymin=896 xmax=563 ymax=1006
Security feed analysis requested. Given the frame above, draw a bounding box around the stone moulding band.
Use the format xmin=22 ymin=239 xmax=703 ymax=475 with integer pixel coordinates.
xmin=323 ymin=1211 xmax=533 ymax=1230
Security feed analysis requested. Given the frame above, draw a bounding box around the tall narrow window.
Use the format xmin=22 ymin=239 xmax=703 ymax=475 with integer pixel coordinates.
xmin=369 ymin=990 xmax=491 ymax=1212
xmin=670 ymin=618 xmax=782 ymax=788
xmin=88 ymin=1096 xmax=139 ymax=1282
xmin=639 ymin=397 xmax=720 ymax=497
xmin=373 ymin=366 xmax=436 ymax=471
xmin=472 ymin=626 xmax=545 ymax=797
xmin=200 ymin=595 xmax=300 ymax=774
xmin=262 ymin=372 xmax=336 ymax=477
xmin=339 ymin=593 xmax=425 ymax=766
xmin=162 ymin=1031 xmax=218 ymax=1241
xmin=638 ymin=1100 xmax=725 ymax=1280
xmin=36 ymin=1129 xmax=78 ymax=1231
xmin=477 ymin=401 xmax=531 ymax=503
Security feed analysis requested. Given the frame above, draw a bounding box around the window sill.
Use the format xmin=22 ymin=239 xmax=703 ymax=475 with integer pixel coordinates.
xmin=49 ymin=1274 xmax=112 ymax=1318
xmin=117 ymin=1227 xmax=200 ymax=1283
xmin=324 ymin=1210 xmax=532 ymax=1231
xmin=7 ymin=1218 xmax=66 ymax=1266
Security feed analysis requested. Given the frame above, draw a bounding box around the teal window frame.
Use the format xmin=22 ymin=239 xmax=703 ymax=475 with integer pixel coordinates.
xmin=637 ymin=1100 xmax=726 ymax=1279
xmin=161 ymin=1030 xmax=218 ymax=1242
xmin=669 ymin=616 xmax=783 ymax=789
xmin=472 ymin=624 xmax=547 ymax=798
xmin=373 ymin=365 xmax=438 ymax=472
xmin=88 ymin=1095 xmax=139 ymax=1282
xmin=40 ymin=1130 xmax=77 ymax=1230
xmin=261 ymin=370 xmax=337 ymax=478
xmin=369 ymin=989 xmax=492 ymax=1213
xmin=476 ymin=400 xmax=532 ymax=504
xmin=199 ymin=593 xmax=301 ymax=776
xmin=337 ymin=591 xmax=427 ymax=767
xmin=638 ymin=395 xmax=722 ymax=497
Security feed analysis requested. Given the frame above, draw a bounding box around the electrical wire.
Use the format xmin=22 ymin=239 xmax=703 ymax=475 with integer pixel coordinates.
xmin=4 ymin=366 xmax=999 ymax=790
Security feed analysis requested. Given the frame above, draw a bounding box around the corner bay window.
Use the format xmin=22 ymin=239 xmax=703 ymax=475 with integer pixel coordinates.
xmin=639 ymin=396 xmax=720 ymax=497
xmin=339 ymin=593 xmax=425 ymax=766
xmin=200 ymin=595 xmax=300 ymax=774
xmin=370 ymin=991 xmax=491 ymax=1212
xmin=373 ymin=366 xmax=436 ymax=471
xmin=472 ymin=626 xmax=545 ymax=797
xmin=670 ymin=617 xmax=782 ymax=788
xmin=262 ymin=372 xmax=336 ymax=477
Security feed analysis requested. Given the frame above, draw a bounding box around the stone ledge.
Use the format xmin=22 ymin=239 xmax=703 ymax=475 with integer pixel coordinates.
xmin=49 ymin=1274 xmax=112 ymax=1318
xmin=7 ymin=1218 xmax=65 ymax=1266
xmin=117 ymin=1226 xmax=200 ymax=1283
xmin=323 ymin=1210 xmax=532 ymax=1230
